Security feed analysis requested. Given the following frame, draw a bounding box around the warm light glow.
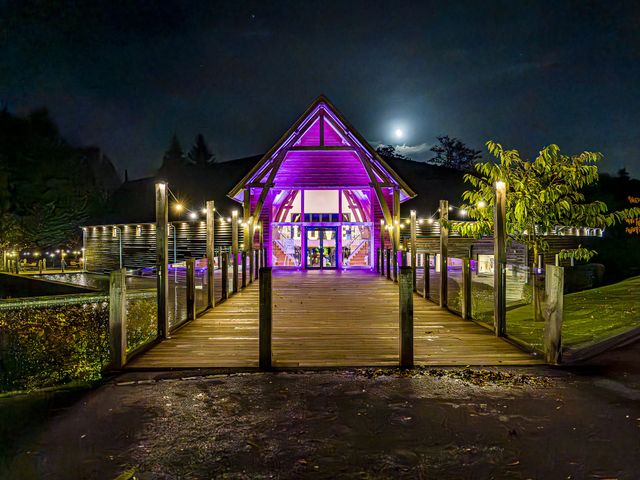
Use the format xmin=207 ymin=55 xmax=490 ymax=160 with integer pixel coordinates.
xmin=477 ymin=200 xmax=486 ymax=208
xmin=496 ymin=181 xmax=506 ymax=191
xmin=232 ymin=210 xmax=238 ymax=217
xmin=460 ymin=209 xmax=467 ymax=216
xmin=255 ymin=225 xmax=261 ymax=230
xmin=448 ymin=206 xmax=453 ymax=211
xmin=174 ymin=203 xmax=183 ymax=211
xmin=226 ymin=217 xmax=231 ymax=222
xmin=418 ymin=218 xmax=424 ymax=224
xmin=201 ymin=208 xmax=207 ymax=215
xmin=189 ymin=212 xmax=198 ymax=220
xmin=427 ymin=218 xmax=434 ymax=224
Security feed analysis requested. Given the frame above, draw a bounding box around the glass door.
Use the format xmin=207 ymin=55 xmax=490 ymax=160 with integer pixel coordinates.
xmin=306 ymin=227 xmax=338 ymax=269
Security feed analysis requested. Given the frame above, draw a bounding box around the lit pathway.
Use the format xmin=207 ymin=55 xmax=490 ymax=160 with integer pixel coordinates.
xmin=127 ymin=270 xmax=540 ymax=368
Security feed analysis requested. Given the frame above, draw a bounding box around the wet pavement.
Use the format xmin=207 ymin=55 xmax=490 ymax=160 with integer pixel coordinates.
xmin=2 ymin=345 xmax=640 ymax=479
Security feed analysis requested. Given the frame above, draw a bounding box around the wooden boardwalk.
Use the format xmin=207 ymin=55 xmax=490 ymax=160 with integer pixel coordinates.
xmin=127 ymin=270 xmax=541 ymax=369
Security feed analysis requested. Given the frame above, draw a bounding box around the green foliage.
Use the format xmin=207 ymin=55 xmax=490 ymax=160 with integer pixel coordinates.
xmin=0 ymin=291 xmax=158 ymax=392
xmin=126 ymin=293 xmax=158 ymax=352
xmin=454 ymin=141 xmax=640 ymax=260
xmin=0 ymin=298 xmax=110 ymax=392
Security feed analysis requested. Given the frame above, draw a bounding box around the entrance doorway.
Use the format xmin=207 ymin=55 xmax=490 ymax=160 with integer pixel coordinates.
xmin=306 ymin=227 xmax=338 ymax=269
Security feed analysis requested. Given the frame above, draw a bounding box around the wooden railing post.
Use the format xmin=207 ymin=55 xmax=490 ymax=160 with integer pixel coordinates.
xmin=393 ymin=189 xmax=400 ymax=283
xmin=461 ymin=257 xmax=471 ymax=320
xmin=423 ymin=253 xmax=429 ymax=299
xmin=221 ymin=252 xmax=228 ymax=300
xmin=544 ymin=265 xmax=564 ymax=364
xmin=186 ymin=258 xmax=196 ymax=321
xmin=109 ymin=268 xmax=127 ymax=369
xmin=156 ymin=182 xmax=169 ymax=339
xmin=386 ymin=248 xmax=391 ymax=280
xmin=494 ymin=181 xmax=507 ymax=336
xmin=410 ymin=210 xmax=417 ymax=292
xmin=259 ymin=267 xmax=272 ymax=369
xmin=232 ymin=210 xmax=239 ymax=293
xmin=379 ymin=220 xmax=385 ymax=276
xmin=399 ymin=266 xmax=414 ymax=368
xmin=439 ymin=200 xmax=449 ymax=308
xmin=241 ymin=251 xmax=247 ymax=289
xmin=206 ymin=200 xmax=215 ymax=308
xmin=248 ymin=223 xmax=254 ymax=285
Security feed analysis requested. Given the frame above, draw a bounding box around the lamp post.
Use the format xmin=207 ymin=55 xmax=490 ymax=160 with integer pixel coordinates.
xmin=494 ymin=180 xmax=507 ymax=336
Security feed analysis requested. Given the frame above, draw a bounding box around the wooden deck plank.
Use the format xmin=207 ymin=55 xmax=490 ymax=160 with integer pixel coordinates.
xmin=127 ymin=270 xmax=541 ymax=368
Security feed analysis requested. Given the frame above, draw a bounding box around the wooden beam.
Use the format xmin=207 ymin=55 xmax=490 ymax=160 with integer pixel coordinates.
xmin=544 ymin=265 xmax=564 ymax=364
xmin=251 ymin=153 xmax=285 ymax=225
xmin=186 ymin=258 xmax=196 ymax=321
xmin=359 ymin=151 xmax=393 ymax=226
xmin=206 ymin=200 xmax=215 ymax=308
xmin=155 ymin=182 xmax=169 ymax=339
xmin=494 ymin=181 xmax=507 ymax=336
xmin=109 ymin=268 xmax=127 ymax=369
xmin=221 ymin=252 xmax=228 ymax=300
xmin=439 ymin=199 xmax=449 ymax=308
xmin=392 ymin=189 xmax=400 ymax=282
xmin=410 ymin=210 xmax=417 ymax=292
xmin=399 ymin=266 xmax=414 ymax=368
xmin=232 ymin=210 xmax=239 ymax=294
xmin=462 ymin=257 xmax=471 ymax=320
xmin=259 ymin=267 xmax=273 ymax=369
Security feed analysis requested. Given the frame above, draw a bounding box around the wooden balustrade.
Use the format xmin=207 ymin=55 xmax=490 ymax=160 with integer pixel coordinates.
xmin=259 ymin=267 xmax=272 ymax=369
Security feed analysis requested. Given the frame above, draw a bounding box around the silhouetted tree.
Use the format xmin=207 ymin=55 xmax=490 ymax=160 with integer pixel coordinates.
xmin=187 ymin=133 xmax=215 ymax=166
xmin=0 ymin=108 xmax=111 ymax=254
xmin=376 ymin=144 xmax=409 ymax=162
xmin=159 ymin=134 xmax=185 ymax=174
xmin=618 ymin=167 xmax=630 ymax=181
xmin=430 ymin=135 xmax=481 ymax=171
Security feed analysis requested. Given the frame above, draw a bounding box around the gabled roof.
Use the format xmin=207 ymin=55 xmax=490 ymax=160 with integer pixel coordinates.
xmin=228 ymin=95 xmax=417 ymax=201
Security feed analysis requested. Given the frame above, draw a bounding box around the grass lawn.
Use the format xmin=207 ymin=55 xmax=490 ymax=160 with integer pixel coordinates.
xmin=505 ymin=275 xmax=640 ymax=350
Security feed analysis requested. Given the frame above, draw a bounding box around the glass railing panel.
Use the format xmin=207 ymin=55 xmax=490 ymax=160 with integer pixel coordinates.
xmin=470 ymin=259 xmax=494 ymax=327
xmin=0 ymin=293 xmax=110 ymax=392
xmin=504 ymin=265 xmax=543 ymax=351
xmin=415 ymin=253 xmax=426 ymax=296
xmin=562 ymin=273 xmax=640 ymax=348
xmin=125 ymin=289 xmax=157 ymax=353
xmin=168 ymin=264 xmax=187 ymax=331
xmin=446 ymin=257 xmax=463 ymax=314
xmin=195 ymin=258 xmax=209 ymax=314
xmin=427 ymin=255 xmax=440 ymax=304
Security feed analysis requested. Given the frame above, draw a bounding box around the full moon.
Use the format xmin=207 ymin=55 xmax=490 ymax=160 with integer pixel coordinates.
xmin=394 ymin=128 xmax=404 ymax=139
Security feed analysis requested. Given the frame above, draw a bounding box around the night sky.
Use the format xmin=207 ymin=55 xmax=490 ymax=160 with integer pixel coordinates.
xmin=3 ymin=1 xmax=639 ymax=178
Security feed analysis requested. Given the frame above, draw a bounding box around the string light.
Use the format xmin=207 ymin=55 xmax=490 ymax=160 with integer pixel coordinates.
xmin=477 ymin=200 xmax=486 ymax=208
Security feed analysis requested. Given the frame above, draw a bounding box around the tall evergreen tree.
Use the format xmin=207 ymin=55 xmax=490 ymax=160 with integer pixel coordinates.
xmin=187 ymin=133 xmax=215 ymax=166
xmin=159 ymin=134 xmax=185 ymax=174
